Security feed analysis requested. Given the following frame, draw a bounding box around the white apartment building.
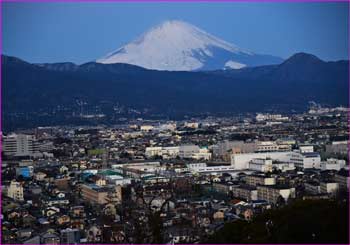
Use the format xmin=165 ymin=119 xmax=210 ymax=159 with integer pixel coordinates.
xmin=272 ymin=162 xmax=295 ymax=172
xmin=157 ymin=123 xmax=177 ymax=131
xmin=299 ymin=145 xmax=314 ymax=153
xmin=3 ymin=134 xmax=39 ymax=157
xmin=231 ymin=146 xmax=321 ymax=170
xmin=256 ymin=141 xmax=279 ymax=152
xmin=320 ymin=158 xmax=346 ymax=171
xmin=257 ymin=186 xmax=295 ymax=204
xmin=145 ymin=147 xmax=163 ymax=158
xmin=112 ymin=162 xmax=165 ymax=176
xmin=187 ymin=163 xmax=235 ymax=174
xmin=161 ymin=146 xmax=180 ymax=159
xmin=289 ymin=152 xmax=321 ymax=169
xmin=245 ymin=174 xmax=276 ymax=187
xmin=174 ymin=167 xmax=189 ymax=173
xmin=326 ymin=141 xmax=348 ymax=155
xmin=191 ymin=148 xmax=212 ymax=160
xmin=108 ymin=177 xmax=132 ymax=186
xmin=179 ymin=145 xmax=200 ymax=158
xmin=231 ymin=151 xmax=292 ymax=170
xmin=213 ymin=140 xmax=244 ymax=157
xmin=214 ymin=140 xmax=292 ymax=158
xmin=7 ymin=181 xmax=24 ymax=201
xmin=145 ymin=146 xmax=181 ymax=159
xmin=230 ymin=185 xmax=258 ymax=201
xmin=255 ymin=113 xmax=288 ymax=122
xmin=249 ymin=158 xmax=273 ymax=172
xmin=140 ymin=125 xmax=154 ymax=131
xmin=276 ymin=138 xmax=296 ymax=145
xmin=257 ymin=141 xmax=292 ymax=152
xmin=184 ymin=122 xmax=199 ymax=129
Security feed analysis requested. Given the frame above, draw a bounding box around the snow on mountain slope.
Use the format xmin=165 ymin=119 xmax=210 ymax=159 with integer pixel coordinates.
xmin=224 ymin=60 xmax=247 ymax=69
xmin=96 ymin=20 xmax=283 ymax=71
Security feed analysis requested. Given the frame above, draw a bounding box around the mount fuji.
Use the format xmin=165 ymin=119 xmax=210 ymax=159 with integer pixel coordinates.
xmin=96 ymin=20 xmax=283 ymax=71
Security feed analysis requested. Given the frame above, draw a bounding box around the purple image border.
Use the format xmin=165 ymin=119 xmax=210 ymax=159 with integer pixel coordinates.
xmin=0 ymin=0 xmax=349 ymax=245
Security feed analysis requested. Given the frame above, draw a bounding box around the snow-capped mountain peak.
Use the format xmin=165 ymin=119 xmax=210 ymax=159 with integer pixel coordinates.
xmin=96 ymin=20 xmax=282 ymax=71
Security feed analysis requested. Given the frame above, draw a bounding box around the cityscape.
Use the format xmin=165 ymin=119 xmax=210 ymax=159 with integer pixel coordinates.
xmin=1 ymin=2 xmax=349 ymax=244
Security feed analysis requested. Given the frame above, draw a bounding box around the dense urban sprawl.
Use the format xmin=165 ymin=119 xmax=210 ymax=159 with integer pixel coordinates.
xmin=1 ymin=106 xmax=349 ymax=244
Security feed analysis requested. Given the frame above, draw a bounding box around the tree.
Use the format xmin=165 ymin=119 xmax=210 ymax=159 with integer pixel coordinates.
xmin=276 ymin=195 xmax=286 ymax=208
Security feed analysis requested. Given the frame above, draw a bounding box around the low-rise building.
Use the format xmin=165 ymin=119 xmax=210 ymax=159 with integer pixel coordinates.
xmin=16 ymin=166 xmax=34 ymax=178
xmin=179 ymin=145 xmax=200 ymax=159
xmin=7 ymin=180 xmax=24 ymax=201
xmin=145 ymin=147 xmax=163 ymax=158
xmin=191 ymin=148 xmax=212 ymax=160
xmin=257 ymin=185 xmax=295 ymax=204
xmin=80 ymin=184 xmax=110 ymax=205
xmin=320 ymin=182 xmax=339 ymax=195
xmin=161 ymin=146 xmax=180 ymax=159
xmin=304 ymin=181 xmax=321 ymax=194
xmin=320 ymin=158 xmax=346 ymax=171
xmin=272 ymin=161 xmax=295 ymax=172
xmin=35 ymin=172 xmax=47 ymax=181
xmin=212 ymin=182 xmax=237 ymax=194
xmin=60 ymin=228 xmax=80 ymax=244
xmin=187 ymin=163 xmax=235 ymax=174
xmin=230 ymin=185 xmax=258 ymax=201
xmin=249 ymin=158 xmax=272 ymax=172
xmin=334 ymin=170 xmax=350 ymax=190
xmin=289 ymin=152 xmax=321 ymax=169
xmin=231 ymin=151 xmax=291 ymax=170
xmin=325 ymin=141 xmax=348 ymax=156
xmin=245 ymin=174 xmax=276 ymax=187
xmin=140 ymin=125 xmax=154 ymax=131
xmin=184 ymin=122 xmax=199 ymax=129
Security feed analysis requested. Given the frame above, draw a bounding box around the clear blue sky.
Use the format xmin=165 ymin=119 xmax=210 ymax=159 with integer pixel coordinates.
xmin=2 ymin=2 xmax=349 ymax=64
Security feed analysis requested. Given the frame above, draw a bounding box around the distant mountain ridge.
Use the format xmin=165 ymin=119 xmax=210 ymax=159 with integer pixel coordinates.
xmin=96 ymin=20 xmax=283 ymax=71
xmin=2 ymin=53 xmax=348 ymax=130
xmin=210 ymin=52 xmax=348 ymax=82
